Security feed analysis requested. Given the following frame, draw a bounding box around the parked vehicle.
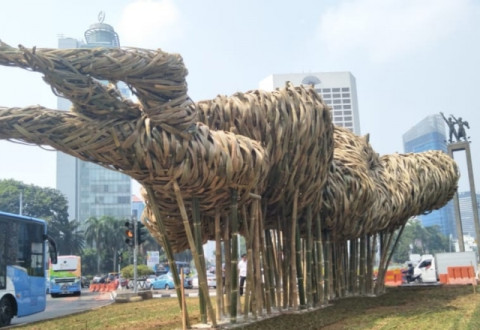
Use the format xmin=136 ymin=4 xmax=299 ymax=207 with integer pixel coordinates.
xmin=412 ymin=251 xmax=478 ymax=283
xmin=145 ymin=275 xmax=157 ymax=289
xmin=192 ymin=273 xmax=217 ymax=289
xmin=81 ymin=276 xmax=90 ymax=288
xmin=150 ymin=274 xmax=192 ymax=290
xmin=152 ymin=274 xmax=175 ymax=290
xmin=184 ymin=276 xmax=193 ymax=289
xmin=119 ymin=277 xmax=129 ymax=288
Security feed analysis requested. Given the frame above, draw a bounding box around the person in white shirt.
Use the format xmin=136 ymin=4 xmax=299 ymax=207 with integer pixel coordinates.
xmin=238 ymin=254 xmax=247 ymax=296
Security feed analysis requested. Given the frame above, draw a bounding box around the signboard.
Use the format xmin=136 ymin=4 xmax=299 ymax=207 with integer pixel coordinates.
xmin=146 ymin=251 xmax=160 ymax=270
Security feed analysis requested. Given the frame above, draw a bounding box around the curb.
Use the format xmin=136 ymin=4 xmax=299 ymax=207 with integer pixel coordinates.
xmin=152 ymin=291 xmax=216 ymax=298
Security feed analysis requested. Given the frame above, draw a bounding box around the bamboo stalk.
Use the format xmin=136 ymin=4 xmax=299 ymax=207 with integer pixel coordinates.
xmin=274 ymin=218 xmax=284 ymax=309
xmin=359 ymin=235 xmax=366 ymax=295
xmin=290 ymin=189 xmax=299 ymax=309
xmin=214 ymin=208 xmax=223 ymax=320
xmin=192 ymin=197 xmax=207 ymax=323
xmin=224 ymin=221 xmax=232 ymax=316
xmin=181 ymin=268 xmax=187 ymax=330
xmin=259 ymin=202 xmax=272 ymax=314
xmin=306 ymin=206 xmax=313 ymax=308
xmin=334 ymin=243 xmax=341 ymax=298
xmin=295 ymin=221 xmax=306 ymax=308
xmin=229 ymin=189 xmax=239 ymax=323
xmin=315 ymin=213 xmax=324 ymax=306
xmin=173 ymin=181 xmax=216 ymax=327
xmin=375 ymin=231 xmax=393 ymax=295
xmin=366 ymin=234 xmax=374 ymax=295
xmin=349 ymin=239 xmax=358 ymax=295
xmin=282 ymin=215 xmax=290 ymax=308
xmin=145 ymin=186 xmax=190 ymax=328
xmin=243 ymin=205 xmax=254 ymax=320
xmin=253 ymin=200 xmax=264 ymax=316
xmin=264 ymin=229 xmax=276 ymax=310
xmin=324 ymin=231 xmax=332 ymax=301
xmin=376 ymin=225 xmax=406 ymax=295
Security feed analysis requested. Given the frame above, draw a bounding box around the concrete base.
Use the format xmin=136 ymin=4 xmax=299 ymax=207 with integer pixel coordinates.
xmin=114 ymin=290 xmax=153 ymax=303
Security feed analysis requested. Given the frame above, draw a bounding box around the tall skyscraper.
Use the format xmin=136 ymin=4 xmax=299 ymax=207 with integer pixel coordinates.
xmin=259 ymin=72 xmax=361 ymax=134
xmin=458 ymin=191 xmax=480 ymax=239
xmin=402 ymin=114 xmax=456 ymax=237
xmin=56 ymin=14 xmax=132 ymax=224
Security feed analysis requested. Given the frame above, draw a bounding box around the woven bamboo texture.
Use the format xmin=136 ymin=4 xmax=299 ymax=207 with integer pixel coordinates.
xmin=0 ymin=42 xmax=459 ymax=252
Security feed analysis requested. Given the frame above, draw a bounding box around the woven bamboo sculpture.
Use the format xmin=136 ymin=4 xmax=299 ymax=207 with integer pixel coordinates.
xmin=0 ymin=40 xmax=459 ymax=251
xmin=0 ymin=42 xmax=459 ymax=321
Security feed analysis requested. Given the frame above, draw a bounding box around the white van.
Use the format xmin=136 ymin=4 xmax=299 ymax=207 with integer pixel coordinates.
xmin=414 ymin=251 xmax=478 ymax=283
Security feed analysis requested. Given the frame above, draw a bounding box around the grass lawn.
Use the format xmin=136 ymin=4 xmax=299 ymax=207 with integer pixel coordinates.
xmin=15 ymin=285 xmax=480 ymax=329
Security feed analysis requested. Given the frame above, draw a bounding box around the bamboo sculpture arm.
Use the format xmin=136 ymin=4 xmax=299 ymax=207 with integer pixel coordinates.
xmin=0 ymin=106 xmax=136 ymax=170
xmin=0 ymin=41 xmax=141 ymax=120
xmin=0 ymin=41 xmax=192 ymax=128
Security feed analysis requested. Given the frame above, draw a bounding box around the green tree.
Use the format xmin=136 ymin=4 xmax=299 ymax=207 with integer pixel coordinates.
xmin=84 ymin=216 xmax=107 ymax=274
xmin=81 ymin=248 xmax=98 ymax=277
xmin=121 ymin=264 xmax=154 ymax=279
xmin=102 ymin=216 xmax=128 ymax=273
xmin=0 ymin=179 xmax=69 ymax=220
xmin=49 ymin=215 xmax=84 ymax=255
xmin=84 ymin=215 xmax=137 ymax=275
xmin=392 ymin=218 xmax=450 ymax=263
xmin=0 ymin=179 xmax=80 ymax=254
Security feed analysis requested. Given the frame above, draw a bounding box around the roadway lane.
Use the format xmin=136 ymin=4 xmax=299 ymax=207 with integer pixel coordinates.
xmin=9 ymin=289 xmax=113 ymax=327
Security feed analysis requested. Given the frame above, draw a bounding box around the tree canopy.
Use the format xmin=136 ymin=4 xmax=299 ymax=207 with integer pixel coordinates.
xmin=392 ymin=218 xmax=450 ymax=263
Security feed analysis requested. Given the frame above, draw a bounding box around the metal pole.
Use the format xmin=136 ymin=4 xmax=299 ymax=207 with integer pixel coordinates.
xmin=133 ymin=215 xmax=138 ymax=293
xmin=19 ymin=191 xmax=23 ymax=215
xmin=448 ymin=143 xmax=465 ymax=251
xmin=464 ymin=143 xmax=480 ymax=250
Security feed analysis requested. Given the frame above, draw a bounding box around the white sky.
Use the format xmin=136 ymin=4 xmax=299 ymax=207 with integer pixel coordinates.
xmin=1 ymin=0 xmax=479 ymax=194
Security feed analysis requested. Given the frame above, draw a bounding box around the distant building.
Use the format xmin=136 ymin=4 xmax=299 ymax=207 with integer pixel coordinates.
xmin=56 ymin=14 xmax=132 ymax=224
xmin=458 ymin=191 xmax=480 ymax=239
xmin=402 ymin=114 xmax=456 ymax=238
xmin=132 ymin=194 xmax=145 ymax=221
xmin=453 ymin=234 xmax=478 ymax=253
xmin=259 ymin=72 xmax=361 ymax=134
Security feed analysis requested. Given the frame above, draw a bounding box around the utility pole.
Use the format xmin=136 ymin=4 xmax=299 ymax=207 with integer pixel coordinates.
xmin=19 ymin=191 xmax=23 ymax=215
xmin=133 ymin=214 xmax=138 ymax=293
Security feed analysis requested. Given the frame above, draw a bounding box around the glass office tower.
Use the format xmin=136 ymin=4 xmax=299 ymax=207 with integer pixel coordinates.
xmin=402 ymin=114 xmax=456 ymax=238
xmin=56 ymin=16 xmax=131 ymax=224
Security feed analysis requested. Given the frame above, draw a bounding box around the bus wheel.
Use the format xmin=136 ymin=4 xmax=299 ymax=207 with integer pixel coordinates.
xmin=0 ymin=297 xmax=14 ymax=326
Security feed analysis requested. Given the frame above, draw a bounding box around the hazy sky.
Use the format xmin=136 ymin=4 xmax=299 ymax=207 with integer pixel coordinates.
xmin=1 ymin=0 xmax=479 ymax=195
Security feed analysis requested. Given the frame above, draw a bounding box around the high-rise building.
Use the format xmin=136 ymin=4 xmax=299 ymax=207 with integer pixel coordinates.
xmin=402 ymin=114 xmax=456 ymax=237
xmin=458 ymin=191 xmax=480 ymax=239
xmin=56 ymin=14 xmax=132 ymax=224
xmin=259 ymin=72 xmax=361 ymax=134
xmin=132 ymin=194 xmax=145 ymax=221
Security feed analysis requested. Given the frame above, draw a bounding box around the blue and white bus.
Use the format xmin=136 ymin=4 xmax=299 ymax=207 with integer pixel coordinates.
xmin=0 ymin=211 xmax=57 ymax=326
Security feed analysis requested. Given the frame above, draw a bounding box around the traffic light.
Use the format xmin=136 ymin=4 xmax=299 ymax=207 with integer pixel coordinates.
xmin=125 ymin=221 xmax=134 ymax=247
xmin=117 ymin=251 xmax=123 ymax=265
xmin=136 ymin=221 xmax=147 ymax=245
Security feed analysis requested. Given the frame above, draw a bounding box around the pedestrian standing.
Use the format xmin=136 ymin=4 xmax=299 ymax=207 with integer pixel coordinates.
xmin=238 ymin=254 xmax=247 ymax=296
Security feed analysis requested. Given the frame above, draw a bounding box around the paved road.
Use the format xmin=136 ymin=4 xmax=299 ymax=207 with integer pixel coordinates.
xmin=8 ymin=287 xmax=216 ymax=328
xmin=8 ymin=289 xmax=113 ymax=328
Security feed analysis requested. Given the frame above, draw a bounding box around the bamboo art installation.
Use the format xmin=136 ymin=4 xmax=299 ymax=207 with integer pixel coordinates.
xmin=0 ymin=42 xmax=459 ymax=326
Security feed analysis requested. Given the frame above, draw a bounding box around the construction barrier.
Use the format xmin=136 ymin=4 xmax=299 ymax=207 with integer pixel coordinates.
xmin=443 ymin=266 xmax=476 ymax=285
xmin=384 ymin=269 xmax=403 ymax=286
xmin=88 ymin=281 xmax=119 ymax=292
xmin=439 ymin=273 xmax=448 ymax=284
